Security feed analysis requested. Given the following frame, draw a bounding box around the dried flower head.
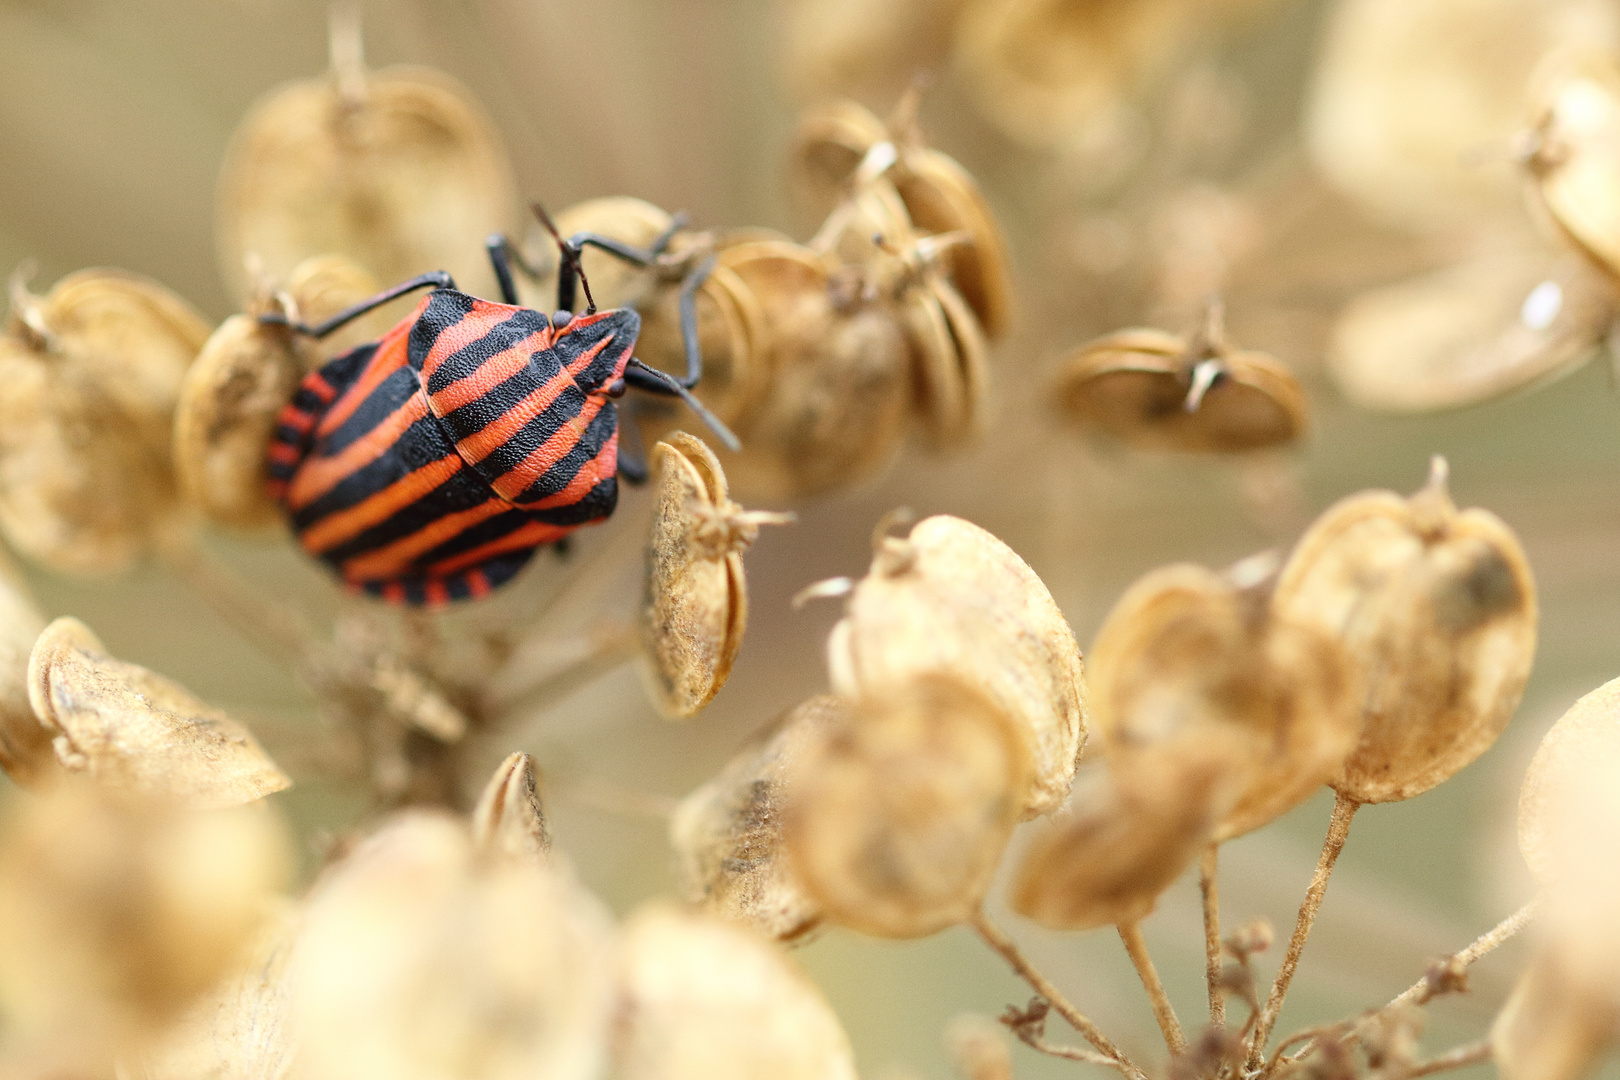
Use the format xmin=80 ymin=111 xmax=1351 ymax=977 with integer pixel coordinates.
xmin=1527 ymin=53 xmax=1620 ymax=279
xmin=636 ymin=253 xmax=769 ymax=430
xmin=27 ymin=616 xmax=290 ymax=808
xmin=827 ymin=513 xmax=1088 ymax=818
xmin=535 ymin=196 xmax=679 ymax=311
xmin=0 ymin=268 xmax=209 ymax=573
xmin=471 ymin=751 xmax=550 ymax=865
xmin=784 ymin=673 xmax=1030 ymax=938
xmin=1272 ymin=458 xmax=1537 ymax=803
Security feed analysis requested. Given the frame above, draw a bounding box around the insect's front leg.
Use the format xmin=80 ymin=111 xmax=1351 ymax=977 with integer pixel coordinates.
xmin=260 ymin=272 xmax=455 ymax=338
xmin=555 ymin=213 xmax=689 ymax=313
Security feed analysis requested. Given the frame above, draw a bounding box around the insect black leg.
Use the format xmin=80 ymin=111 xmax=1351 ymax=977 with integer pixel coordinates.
xmin=555 ymin=214 xmax=691 ymax=313
xmin=260 ymin=271 xmax=456 ymax=338
xmin=485 ymin=235 xmax=521 ymax=305
xmin=615 ymin=397 xmax=650 ymax=485
xmin=623 ymin=359 xmax=741 ymax=452
xmin=670 ymin=254 xmax=716 ymax=389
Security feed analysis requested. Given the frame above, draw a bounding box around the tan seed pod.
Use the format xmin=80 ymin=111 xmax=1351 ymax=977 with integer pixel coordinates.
xmin=282 ymin=252 xmax=389 ymax=362
xmin=783 ymin=673 xmax=1030 ymax=939
xmin=1272 ymin=459 xmax=1537 ymax=803
xmin=294 ymin=810 xmax=615 ymax=1080
xmin=1518 ymin=677 xmax=1620 ymax=886
xmin=614 ymin=902 xmax=858 ymax=1080
xmin=828 ymin=514 xmax=1087 ymax=818
xmin=217 ymin=65 xmax=519 ymax=303
xmin=1528 ymin=54 xmax=1620 ymax=279
xmin=1493 ymin=946 xmax=1620 ymax=1080
xmin=27 ymin=617 xmax=291 ymax=808
xmin=813 ymin=176 xmax=916 ymax=270
xmin=1330 ymin=246 xmax=1617 ymax=412
xmin=636 ymin=259 xmax=769 ymax=429
xmin=639 ymin=434 xmax=790 ymax=719
xmin=0 ymin=269 xmax=210 ymax=574
xmin=1054 ymin=318 xmax=1308 ymax=454
xmin=471 ymin=751 xmax=550 ymax=865
xmin=0 ymin=552 xmax=51 ymax=784
xmin=0 ymin=780 xmax=293 ymax=1047
xmin=670 ymin=696 xmax=847 ymax=941
xmin=1087 ymin=562 xmax=1358 ymax=841
xmin=791 ymin=99 xmax=894 ymax=207
xmin=946 ymin=1014 xmax=1016 ymax=1080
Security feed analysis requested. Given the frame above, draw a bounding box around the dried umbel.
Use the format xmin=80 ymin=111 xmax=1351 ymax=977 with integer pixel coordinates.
xmin=471 ymin=751 xmax=550 ymax=865
xmin=0 ymin=552 xmax=50 ymax=783
xmin=613 ymin=903 xmax=858 ymax=1080
xmin=639 ymin=434 xmax=790 ymax=718
xmin=1086 ymin=561 xmax=1357 ymax=841
xmin=1053 ymin=309 xmax=1307 ymax=454
xmin=293 ymin=810 xmax=615 ymax=1080
xmin=1272 ymin=459 xmax=1537 ymax=803
xmin=217 ymin=63 xmax=518 ymax=302
xmin=27 ymin=616 xmax=290 ymax=808
xmin=636 ymin=251 xmax=769 ymax=430
xmin=0 ymin=268 xmax=210 ymax=574
xmin=670 ymin=696 xmax=847 ymax=941
xmin=783 ymin=673 xmax=1030 ymax=939
xmin=0 ymin=780 xmax=293 ymax=1049
xmin=827 ymin=513 xmax=1088 ymax=817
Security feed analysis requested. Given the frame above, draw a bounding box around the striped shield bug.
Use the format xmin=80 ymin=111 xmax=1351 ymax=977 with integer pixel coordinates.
xmin=260 ymin=204 xmax=739 ymax=606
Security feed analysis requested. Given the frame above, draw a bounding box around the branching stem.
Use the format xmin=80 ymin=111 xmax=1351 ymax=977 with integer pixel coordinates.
xmin=1202 ymin=843 xmax=1225 ymax=1028
xmin=1387 ymin=1039 xmax=1492 ymax=1080
xmin=1119 ymin=921 xmax=1186 ymax=1054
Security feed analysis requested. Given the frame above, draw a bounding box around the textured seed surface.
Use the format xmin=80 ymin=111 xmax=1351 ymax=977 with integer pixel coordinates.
xmin=471 ymin=751 xmax=550 ymax=865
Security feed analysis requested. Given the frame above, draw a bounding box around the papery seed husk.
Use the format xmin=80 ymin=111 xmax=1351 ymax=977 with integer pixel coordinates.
xmin=0 ymin=270 xmax=210 ymax=574
xmin=471 ymin=751 xmax=550 ymax=865
xmin=791 ymin=99 xmax=893 ymax=208
xmin=1529 ymin=54 xmax=1620 ymax=278
xmin=0 ymin=552 xmax=51 ymax=784
xmin=615 ymin=904 xmax=859 ymax=1080
xmin=901 ymin=279 xmax=972 ymax=447
xmin=27 ymin=617 xmax=291 ymax=808
xmin=784 ymin=673 xmax=1030 ymax=939
xmin=635 ymin=260 xmax=767 ymax=429
xmin=1518 ymin=676 xmax=1620 ymax=886
xmin=1272 ymin=464 xmax=1537 ymax=803
xmin=815 ymin=178 xmax=915 ymax=269
xmin=670 ymin=696 xmax=846 ymax=941
xmin=934 ymin=273 xmax=993 ymax=441
xmin=294 ymin=810 xmax=615 ymax=1080
xmin=217 ymin=66 xmax=519 ymax=304
xmin=1493 ymin=946 xmax=1620 ymax=1080
xmin=828 ymin=514 xmax=1088 ymax=818
xmin=893 ymin=149 xmax=1014 ymax=339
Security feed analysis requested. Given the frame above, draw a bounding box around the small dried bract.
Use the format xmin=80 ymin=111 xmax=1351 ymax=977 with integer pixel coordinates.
xmin=1272 ymin=458 xmax=1537 ymax=803
xmin=639 ymin=433 xmax=790 ymax=719
xmin=1054 ymin=307 xmax=1307 ymax=454
xmin=783 ymin=673 xmax=1030 ymax=939
xmin=827 ymin=513 xmax=1088 ymax=818
xmin=0 ymin=268 xmax=210 ymax=574
xmin=670 ymin=695 xmax=846 ymax=941
xmin=613 ymin=903 xmax=859 ymax=1080
xmin=1086 ymin=561 xmax=1357 ymax=841
xmin=27 ymin=617 xmax=290 ymax=808
xmin=471 ymin=751 xmax=550 ymax=866
xmin=293 ymin=810 xmax=615 ymax=1080
xmin=1526 ymin=53 xmax=1620 ymax=280
xmin=0 ymin=552 xmax=50 ymax=783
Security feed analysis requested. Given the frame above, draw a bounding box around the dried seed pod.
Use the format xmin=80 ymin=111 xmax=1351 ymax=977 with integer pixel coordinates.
xmin=471 ymin=751 xmax=550 ymax=865
xmin=791 ymin=99 xmax=894 ymax=206
xmin=1330 ymin=246 xmax=1617 ymax=412
xmin=295 ymin=810 xmax=615 ymax=1080
xmin=0 ymin=780 xmax=293 ymax=1048
xmin=1272 ymin=459 xmax=1537 ymax=803
xmin=614 ymin=903 xmax=858 ymax=1080
xmin=946 ymin=1014 xmax=1016 ymax=1080
xmin=828 ymin=514 xmax=1087 ymax=818
xmin=27 ymin=617 xmax=291 ymax=808
xmin=1527 ymin=55 xmax=1620 ymax=279
xmin=0 ymin=553 xmax=50 ymax=784
xmin=281 ymin=252 xmax=389 ymax=362
xmin=640 ymin=434 xmax=789 ymax=719
xmin=636 ymin=257 xmax=768 ymax=429
xmin=217 ymin=65 xmax=519 ymax=303
xmin=1518 ymin=677 xmax=1620 ymax=886
xmin=1087 ymin=562 xmax=1358 ymax=841
xmin=1494 ymin=947 xmax=1620 ymax=1080
xmin=814 ymin=176 xmax=916 ymax=270
xmin=0 ymin=269 xmax=210 ymax=574
xmin=670 ymin=696 xmax=846 ymax=941
xmin=783 ymin=673 xmax=1029 ymax=939
xmin=1054 ymin=313 xmax=1308 ymax=453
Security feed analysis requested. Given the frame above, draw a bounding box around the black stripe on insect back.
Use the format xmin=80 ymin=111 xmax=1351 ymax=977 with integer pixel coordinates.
xmin=315 ymin=364 xmax=422 ymax=457
xmin=290 ymin=411 xmax=470 ymax=533
xmin=421 ymin=305 xmax=551 ymax=397
xmin=408 ymin=289 xmax=478 ymax=362
xmin=513 ymin=402 xmax=622 ymax=509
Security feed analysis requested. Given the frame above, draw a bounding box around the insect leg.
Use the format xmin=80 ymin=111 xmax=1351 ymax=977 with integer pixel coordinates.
xmin=670 ymin=254 xmax=717 ymax=388
xmin=485 ymin=235 xmax=521 ymax=305
xmin=623 ymin=359 xmax=740 ymax=452
xmin=615 ymin=397 xmax=650 ymax=485
xmin=555 ymin=213 xmax=692 ymax=312
xmin=261 ymin=271 xmax=456 ymax=338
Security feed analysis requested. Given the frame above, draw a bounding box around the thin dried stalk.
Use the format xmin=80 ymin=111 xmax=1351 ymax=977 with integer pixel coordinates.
xmin=1119 ymin=920 xmax=1186 ymax=1054
xmin=1202 ymin=843 xmax=1225 ymax=1029
xmin=970 ymin=908 xmax=1145 ymax=1080
xmin=1012 ymin=1029 xmax=1121 ymax=1068
xmin=482 ymin=622 xmax=639 ymax=718
xmin=1388 ymin=1039 xmax=1493 ymax=1080
xmin=158 ymin=529 xmax=315 ymax=668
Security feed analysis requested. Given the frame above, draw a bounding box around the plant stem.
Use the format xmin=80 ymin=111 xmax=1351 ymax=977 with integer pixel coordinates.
xmin=1119 ymin=921 xmax=1186 ymax=1054
xmin=1389 ymin=1039 xmax=1492 ymax=1080
xmin=1247 ymin=791 xmax=1359 ymax=1069
xmin=970 ymin=908 xmax=1145 ymax=1080
xmin=1011 ymin=1030 xmax=1122 ymax=1068
xmin=1202 ymin=843 xmax=1225 ymax=1028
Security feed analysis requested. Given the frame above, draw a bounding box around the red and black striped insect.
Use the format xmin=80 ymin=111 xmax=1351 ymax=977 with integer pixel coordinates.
xmin=262 ymin=206 xmax=737 ymax=606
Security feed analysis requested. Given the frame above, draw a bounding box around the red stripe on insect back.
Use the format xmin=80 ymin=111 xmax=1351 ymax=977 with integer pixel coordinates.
xmin=306 ymin=373 xmax=339 ymax=404
xmin=267 ymin=441 xmax=303 ymax=466
xmin=424 ymin=579 xmax=450 ymax=606
xmin=301 ymin=454 xmax=465 ymax=555
xmin=417 ymin=299 xmax=514 ymax=384
xmin=340 ymin=498 xmax=510 ymax=582
xmin=315 ymin=326 xmax=412 ymax=439
xmin=454 ymin=335 xmax=614 ymax=466
xmin=425 ymin=519 xmax=573 ymax=577
xmin=517 ymin=431 xmax=619 ymax=510
xmin=287 ymin=394 xmax=432 ymax=511
xmin=465 ymin=569 xmax=492 ymax=598
xmin=490 ymin=393 xmax=612 ymax=503
xmin=278 ymin=407 xmax=317 ymax=435
xmin=427 ymin=327 xmax=551 ymax=415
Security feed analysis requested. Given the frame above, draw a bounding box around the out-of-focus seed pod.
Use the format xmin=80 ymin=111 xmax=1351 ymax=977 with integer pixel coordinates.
xmin=792 ymin=99 xmax=893 ymax=206
xmin=0 ymin=269 xmax=210 ymax=574
xmin=783 ymin=673 xmax=1030 ymax=939
xmin=639 ymin=434 xmax=791 ymax=719
xmin=782 ymin=0 xmax=962 ymax=105
xmin=1308 ymin=0 xmax=1620 ymax=232
xmin=0 ymin=553 xmax=50 ymax=784
xmin=1053 ymin=313 xmax=1307 ymax=454
xmin=281 ymin=252 xmax=390 ymax=363
xmin=828 ymin=514 xmax=1088 ymax=818
xmin=27 ymin=617 xmax=290 ymax=808
xmin=217 ymin=64 xmax=518 ymax=303
xmin=717 ymin=241 xmax=911 ymax=499
xmin=471 ymin=751 xmax=550 ymax=865
xmin=1273 ymin=459 xmax=1537 ymax=803
xmin=294 ymin=810 xmax=615 ymax=1080
xmin=1087 ymin=561 xmax=1358 ymax=841
xmin=1494 ymin=947 xmax=1620 ymax=1080
xmin=0 ymin=780 xmax=293 ymax=1051
xmin=815 ymin=176 xmax=916 ymax=271
xmin=1330 ymin=247 xmax=1617 ymax=413
xmin=637 ymin=250 xmax=769 ymax=430
xmin=1518 ymin=676 xmax=1620 ymax=886
xmin=614 ymin=902 xmax=859 ymax=1080
xmin=1527 ymin=55 xmax=1620 ymax=279
xmin=1011 ymin=760 xmax=1234 ymax=932
xmin=670 ymin=696 xmax=846 ymax=941
xmin=946 ymin=1014 xmax=1015 ymax=1080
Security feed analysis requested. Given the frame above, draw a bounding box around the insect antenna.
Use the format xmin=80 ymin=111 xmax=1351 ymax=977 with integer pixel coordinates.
xmin=532 ymin=201 xmax=597 ymax=314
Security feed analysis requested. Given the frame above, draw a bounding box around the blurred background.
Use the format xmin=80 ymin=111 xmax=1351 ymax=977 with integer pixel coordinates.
xmin=2 ymin=0 xmax=1619 ymax=1077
